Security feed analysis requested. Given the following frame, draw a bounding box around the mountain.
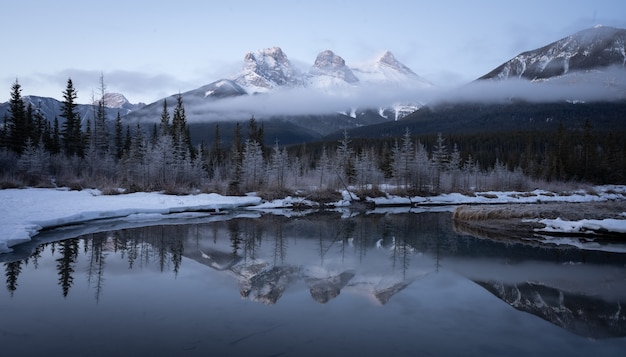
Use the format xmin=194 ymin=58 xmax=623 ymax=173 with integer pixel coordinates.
xmin=480 ymin=25 xmax=626 ymax=81
xmin=122 ymin=47 xmax=432 ymax=145
xmin=339 ymin=26 xmax=626 ymax=140
xmin=100 ymin=92 xmax=145 ymax=113
xmin=477 ymin=280 xmax=626 ymax=339
xmin=232 ymin=46 xmax=302 ymax=93
xmin=0 ymin=95 xmax=141 ymax=127
xmin=352 ymin=51 xmax=433 ymax=87
xmin=231 ymin=47 xmax=429 ymax=92
xmin=305 ymin=50 xmax=359 ymax=88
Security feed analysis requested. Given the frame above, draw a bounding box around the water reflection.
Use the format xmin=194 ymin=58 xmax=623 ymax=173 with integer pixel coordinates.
xmin=2 ymin=211 xmax=626 ymax=342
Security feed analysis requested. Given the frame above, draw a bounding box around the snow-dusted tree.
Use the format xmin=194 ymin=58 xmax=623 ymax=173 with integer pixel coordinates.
xmin=268 ymin=140 xmax=288 ymax=190
xmin=354 ymin=148 xmax=378 ymax=191
xmin=228 ymin=122 xmax=243 ymax=193
xmin=446 ymin=143 xmax=462 ymax=192
xmin=431 ymin=133 xmax=448 ymax=192
xmin=241 ymin=139 xmax=265 ymax=191
xmin=316 ymin=146 xmax=332 ymax=189
xmin=391 ymin=128 xmax=415 ymax=190
xmin=18 ymin=138 xmax=48 ymax=177
xmin=413 ymin=140 xmax=430 ymax=192
xmin=461 ymin=154 xmax=478 ymax=192
xmin=147 ymin=134 xmax=177 ymax=188
xmin=335 ymin=129 xmax=354 ymax=186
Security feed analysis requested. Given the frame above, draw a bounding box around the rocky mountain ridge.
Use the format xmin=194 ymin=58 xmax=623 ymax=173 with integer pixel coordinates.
xmin=480 ymin=25 xmax=626 ymax=81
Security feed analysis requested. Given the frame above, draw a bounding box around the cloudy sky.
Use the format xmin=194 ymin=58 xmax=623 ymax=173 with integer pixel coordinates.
xmin=2 ymin=0 xmax=625 ymax=104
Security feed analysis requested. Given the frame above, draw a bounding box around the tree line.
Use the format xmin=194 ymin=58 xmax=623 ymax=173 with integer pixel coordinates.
xmin=1 ymin=78 xmax=622 ymax=199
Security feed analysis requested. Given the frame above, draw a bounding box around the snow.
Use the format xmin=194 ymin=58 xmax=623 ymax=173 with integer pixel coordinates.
xmin=0 ymin=188 xmax=261 ymax=254
xmin=533 ymin=217 xmax=626 ymax=235
xmin=0 ymin=185 xmax=625 ymax=254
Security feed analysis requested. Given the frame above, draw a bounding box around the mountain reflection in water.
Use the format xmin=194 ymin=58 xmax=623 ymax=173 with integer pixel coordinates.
xmin=2 ymin=210 xmax=626 ymax=356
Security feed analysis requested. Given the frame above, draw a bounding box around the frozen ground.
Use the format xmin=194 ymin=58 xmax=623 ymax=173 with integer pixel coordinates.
xmin=0 ymin=185 xmax=625 ymax=254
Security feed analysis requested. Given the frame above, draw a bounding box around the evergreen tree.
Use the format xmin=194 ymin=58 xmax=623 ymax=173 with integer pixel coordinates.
xmin=269 ymin=140 xmax=288 ymax=190
xmin=60 ymin=78 xmax=83 ymax=157
xmin=241 ymin=139 xmax=264 ymax=190
xmin=431 ymin=133 xmax=448 ymax=192
xmin=248 ymin=116 xmax=264 ymax=153
xmin=114 ymin=112 xmax=124 ymax=159
xmin=391 ymin=128 xmax=415 ymax=189
xmin=171 ymin=94 xmax=191 ymax=160
xmin=0 ymin=113 xmax=8 ymax=149
xmin=32 ymin=103 xmax=46 ymax=146
xmin=210 ymin=123 xmax=223 ymax=170
xmin=8 ymin=79 xmax=27 ymax=154
xmin=159 ymin=99 xmax=170 ymax=137
xmin=93 ymin=73 xmax=109 ymax=156
xmin=229 ymin=122 xmax=243 ymax=193
xmin=50 ymin=117 xmax=61 ymax=155
xmin=335 ymin=129 xmax=354 ymax=184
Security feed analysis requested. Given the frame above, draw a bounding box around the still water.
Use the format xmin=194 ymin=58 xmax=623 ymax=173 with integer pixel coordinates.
xmin=1 ymin=210 xmax=625 ymax=356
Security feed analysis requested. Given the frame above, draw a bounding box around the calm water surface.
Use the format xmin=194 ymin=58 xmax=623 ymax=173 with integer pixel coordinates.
xmin=1 ymin=210 xmax=625 ymax=356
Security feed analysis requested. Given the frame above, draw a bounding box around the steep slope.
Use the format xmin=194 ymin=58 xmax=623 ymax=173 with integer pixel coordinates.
xmin=480 ymin=25 xmax=626 ymax=81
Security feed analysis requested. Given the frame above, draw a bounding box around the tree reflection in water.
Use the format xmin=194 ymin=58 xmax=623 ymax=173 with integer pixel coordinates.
xmin=2 ymin=211 xmax=625 ymax=339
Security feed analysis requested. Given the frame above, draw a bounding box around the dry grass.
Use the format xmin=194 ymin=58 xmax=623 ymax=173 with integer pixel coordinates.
xmin=452 ymin=205 xmax=539 ymax=221
xmin=453 ymin=201 xmax=626 ymax=221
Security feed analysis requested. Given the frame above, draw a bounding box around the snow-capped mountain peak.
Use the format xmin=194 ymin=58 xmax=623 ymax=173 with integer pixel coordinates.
xmin=233 ymin=46 xmax=301 ymax=92
xmin=377 ymin=51 xmax=416 ymax=76
xmin=351 ymin=51 xmax=433 ymax=87
xmin=306 ymin=50 xmax=359 ymax=87
xmin=100 ymin=92 xmax=130 ymax=109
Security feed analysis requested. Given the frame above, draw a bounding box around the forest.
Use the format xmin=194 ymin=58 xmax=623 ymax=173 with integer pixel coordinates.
xmin=1 ymin=78 xmax=625 ymax=201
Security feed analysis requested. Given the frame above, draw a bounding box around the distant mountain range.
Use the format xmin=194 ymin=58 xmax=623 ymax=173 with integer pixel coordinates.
xmin=2 ymin=26 xmax=625 ymax=144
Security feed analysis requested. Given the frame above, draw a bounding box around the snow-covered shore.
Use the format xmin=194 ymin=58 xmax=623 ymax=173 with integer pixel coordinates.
xmin=0 ymin=188 xmax=261 ymax=254
xmin=1 ymin=185 xmax=625 ymax=254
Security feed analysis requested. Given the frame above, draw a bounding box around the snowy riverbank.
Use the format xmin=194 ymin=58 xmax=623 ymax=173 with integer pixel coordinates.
xmin=1 ymin=186 xmax=625 ymax=254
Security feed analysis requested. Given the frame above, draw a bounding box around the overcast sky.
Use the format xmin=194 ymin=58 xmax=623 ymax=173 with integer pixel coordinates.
xmin=2 ymin=0 xmax=626 ymax=104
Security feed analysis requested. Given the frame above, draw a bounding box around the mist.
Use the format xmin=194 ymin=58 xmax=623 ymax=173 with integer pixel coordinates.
xmin=118 ymin=66 xmax=626 ymax=124
xmin=178 ymin=82 xmax=439 ymax=122
xmin=430 ymin=66 xmax=626 ymax=105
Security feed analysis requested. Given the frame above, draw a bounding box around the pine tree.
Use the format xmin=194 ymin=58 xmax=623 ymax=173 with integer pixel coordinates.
xmin=241 ymin=139 xmax=264 ymax=190
xmin=114 ymin=112 xmax=124 ymax=159
xmin=229 ymin=122 xmax=243 ymax=193
xmin=391 ymin=128 xmax=415 ymax=189
xmin=210 ymin=123 xmax=223 ymax=169
xmin=335 ymin=129 xmax=354 ymax=184
xmin=248 ymin=116 xmax=264 ymax=153
xmin=93 ymin=73 xmax=109 ymax=156
xmin=171 ymin=94 xmax=191 ymax=160
xmin=269 ymin=140 xmax=288 ymax=190
xmin=60 ymin=78 xmax=83 ymax=157
xmin=8 ymin=79 xmax=27 ymax=154
xmin=431 ymin=133 xmax=448 ymax=192
xmin=159 ymin=99 xmax=170 ymax=137
xmin=49 ymin=117 xmax=61 ymax=154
